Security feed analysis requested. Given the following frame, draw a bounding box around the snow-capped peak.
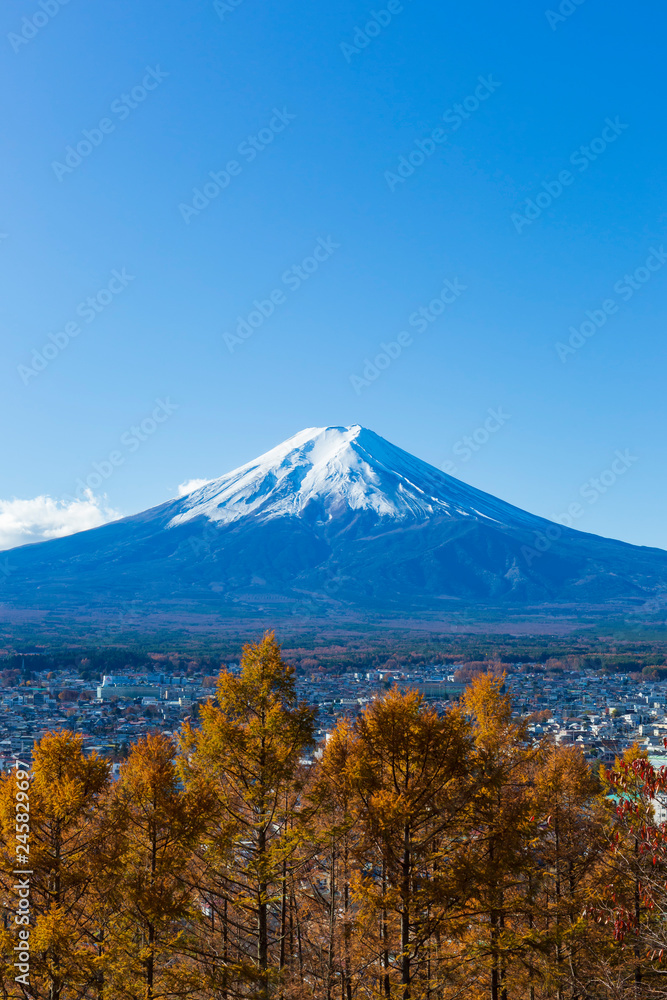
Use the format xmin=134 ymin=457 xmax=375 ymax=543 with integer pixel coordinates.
xmin=168 ymin=425 xmax=535 ymax=530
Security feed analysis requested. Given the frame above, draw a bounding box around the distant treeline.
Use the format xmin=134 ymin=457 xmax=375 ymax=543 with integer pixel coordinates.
xmin=1 ymin=633 xmax=667 ymax=999
xmin=3 ymin=635 xmax=667 ymax=679
xmin=0 ymin=648 xmax=226 ymax=683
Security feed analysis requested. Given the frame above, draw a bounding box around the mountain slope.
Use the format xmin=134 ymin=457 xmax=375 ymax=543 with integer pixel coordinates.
xmin=2 ymin=425 xmax=667 ymax=631
xmin=168 ymin=425 xmax=539 ymax=528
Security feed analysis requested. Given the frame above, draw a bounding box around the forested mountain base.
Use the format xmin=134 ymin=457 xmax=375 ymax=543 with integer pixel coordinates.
xmin=0 ymin=633 xmax=666 ymax=999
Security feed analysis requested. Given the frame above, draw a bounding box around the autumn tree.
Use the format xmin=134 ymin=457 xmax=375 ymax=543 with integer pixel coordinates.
xmin=180 ymin=632 xmax=316 ymax=998
xmin=460 ymin=673 xmax=537 ymax=1000
xmin=528 ymin=743 xmax=607 ymax=1000
xmin=299 ymin=720 xmax=366 ymax=1000
xmin=0 ymin=732 xmax=110 ymax=1000
xmin=2 ymin=633 xmax=662 ymax=1000
xmin=587 ymin=749 xmax=667 ymax=997
xmin=103 ymin=734 xmax=212 ymax=1000
xmin=345 ymin=688 xmax=474 ymax=999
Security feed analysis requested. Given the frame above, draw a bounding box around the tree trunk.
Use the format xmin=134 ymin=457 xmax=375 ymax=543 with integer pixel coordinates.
xmin=343 ymin=841 xmax=352 ymax=1000
xmin=326 ymin=839 xmax=336 ymax=1000
xmin=634 ymin=836 xmax=642 ymax=986
xmin=555 ymin=813 xmax=562 ymax=1000
xmin=382 ymin=861 xmax=390 ymax=998
xmin=222 ymin=891 xmax=229 ymax=1000
xmin=50 ymin=818 xmax=62 ymax=1000
xmin=401 ymin=821 xmax=411 ymax=999
xmin=145 ymin=818 xmax=157 ymax=1000
xmin=258 ymin=826 xmax=269 ymax=991
xmin=490 ymin=836 xmax=498 ymax=1000
xmin=279 ymin=856 xmax=288 ymax=974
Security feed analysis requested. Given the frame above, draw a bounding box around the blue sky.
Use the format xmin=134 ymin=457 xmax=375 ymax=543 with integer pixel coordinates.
xmin=1 ymin=0 xmax=665 ymax=550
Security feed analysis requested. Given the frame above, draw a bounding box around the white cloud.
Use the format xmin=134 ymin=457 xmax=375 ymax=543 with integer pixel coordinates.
xmin=0 ymin=492 xmax=122 ymax=551
xmin=177 ymin=478 xmax=212 ymax=497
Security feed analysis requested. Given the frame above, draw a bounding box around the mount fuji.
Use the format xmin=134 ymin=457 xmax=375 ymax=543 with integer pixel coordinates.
xmin=3 ymin=425 xmax=667 ymax=636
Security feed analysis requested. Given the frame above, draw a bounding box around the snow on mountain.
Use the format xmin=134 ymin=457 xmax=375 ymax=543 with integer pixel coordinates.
xmin=168 ymin=425 xmax=536 ymax=530
xmin=2 ymin=424 xmax=667 ymax=632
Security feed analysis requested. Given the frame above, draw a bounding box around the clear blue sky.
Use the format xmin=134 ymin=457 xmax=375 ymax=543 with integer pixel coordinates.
xmin=1 ymin=0 xmax=666 ymax=550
